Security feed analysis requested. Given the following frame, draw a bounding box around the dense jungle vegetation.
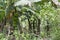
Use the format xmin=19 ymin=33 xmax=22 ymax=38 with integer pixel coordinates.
xmin=0 ymin=0 xmax=60 ymax=40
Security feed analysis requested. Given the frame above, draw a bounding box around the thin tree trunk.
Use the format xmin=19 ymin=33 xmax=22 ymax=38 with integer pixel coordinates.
xmin=28 ymin=19 xmax=32 ymax=33
xmin=0 ymin=17 xmax=6 ymax=33
xmin=17 ymin=19 xmax=22 ymax=34
xmin=37 ymin=19 xmax=41 ymax=35
xmin=46 ymin=20 xmax=50 ymax=36
xmin=33 ymin=20 xmax=36 ymax=34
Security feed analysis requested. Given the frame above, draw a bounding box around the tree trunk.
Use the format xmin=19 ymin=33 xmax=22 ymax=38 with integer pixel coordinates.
xmin=37 ymin=19 xmax=41 ymax=35
xmin=46 ymin=20 xmax=50 ymax=36
xmin=33 ymin=20 xmax=36 ymax=34
xmin=17 ymin=19 xmax=22 ymax=34
xmin=28 ymin=19 xmax=33 ymax=33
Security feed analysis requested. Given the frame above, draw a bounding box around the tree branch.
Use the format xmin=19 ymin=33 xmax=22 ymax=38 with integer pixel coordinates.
xmin=52 ymin=0 xmax=60 ymax=6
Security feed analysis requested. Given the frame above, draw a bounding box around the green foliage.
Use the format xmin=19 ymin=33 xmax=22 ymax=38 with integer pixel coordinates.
xmin=0 ymin=0 xmax=60 ymax=40
xmin=58 ymin=0 xmax=60 ymax=2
